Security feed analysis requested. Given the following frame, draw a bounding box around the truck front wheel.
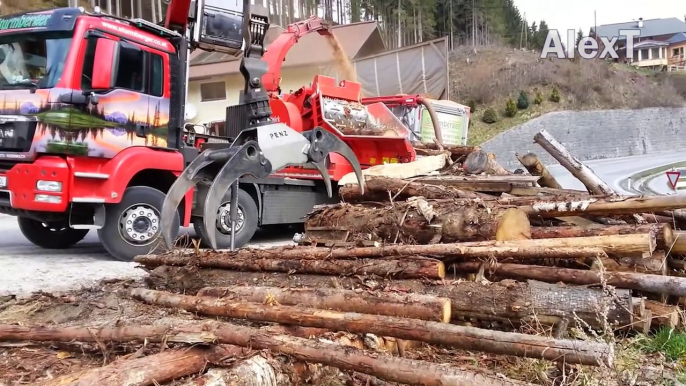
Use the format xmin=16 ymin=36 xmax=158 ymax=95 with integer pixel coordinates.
xmin=193 ymin=188 xmax=258 ymax=249
xmin=98 ymin=186 xmax=180 ymax=262
xmin=17 ymin=217 xmax=90 ymax=249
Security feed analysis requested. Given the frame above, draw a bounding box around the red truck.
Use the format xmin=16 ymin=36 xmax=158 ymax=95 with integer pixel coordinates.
xmin=0 ymin=2 xmax=440 ymax=261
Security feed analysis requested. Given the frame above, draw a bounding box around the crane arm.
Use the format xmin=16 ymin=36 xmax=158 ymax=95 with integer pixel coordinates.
xmin=261 ymin=16 xmax=331 ymax=93
xmin=163 ymin=0 xmax=193 ymax=34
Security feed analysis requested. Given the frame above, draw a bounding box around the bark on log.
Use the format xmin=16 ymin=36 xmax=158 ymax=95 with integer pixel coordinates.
xmin=130 ymin=288 xmax=614 ymax=366
xmin=515 ymin=152 xmax=563 ymax=189
xmin=140 ymin=256 xmax=444 ymax=280
xmin=39 ymin=347 xmax=222 ymax=386
xmin=463 ymin=150 xmax=510 ymax=176
xmin=0 ymin=323 xmax=531 ymax=386
xmin=531 ymin=224 xmax=675 ymax=251
xmin=196 ymin=285 xmax=452 ymax=323
xmin=533 ymin=129 xmax=615 ymax=195
xmin=521 ymin=194 xmax=686 ymax=218
xmin=452 ymin=262 xmax=686 ymax=297
xmin=645 ymin=300 xmax=680 ymax=329
xmin=338 ymin=176 xmax=479 ymax=202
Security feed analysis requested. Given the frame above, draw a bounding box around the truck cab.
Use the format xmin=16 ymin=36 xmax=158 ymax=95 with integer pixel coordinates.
xmin=0 ymin=7 xmax=196 ymax=261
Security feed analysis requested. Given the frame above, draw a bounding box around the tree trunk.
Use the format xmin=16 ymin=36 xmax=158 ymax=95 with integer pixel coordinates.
xmin=521 ymin=194 xmax=686 ymax=218
xmin=0 ymin=322 xmax=527 ymax=386
xmin=669 ymin=230 xmax=686 ymax=253
xmin=338 ymin=176 xmax=479 ymax=202
xmin=644 ymin=300 xmax=680 ymax=329
xmin=196 ymin=285 xmax=452 ymax=322
xmin=533 ymin=130 xmax=615 ymax=195
xmin=531 ymin=223 xmax=675 ymax=251
xmin=39 ymin=347 xmax=222 ymax=386
xmin=135 ymin=242 xmax=611 ymax=268
xmin=452 ymin=261 xmax=686 ymax=297
xmin=139 ymin=256 xmax=444 ymax=280
xmin=130 ymin=289 xmax=614 ymax=366
xmin=410 ymin=139 xmax=477 ymax=159
xmin=463 ymin=150 xmax=510 ymax=176
xmin=515 ymin=152 xmax=563 ymax=189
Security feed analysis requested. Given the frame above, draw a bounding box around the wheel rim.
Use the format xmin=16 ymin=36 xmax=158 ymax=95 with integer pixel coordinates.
xmin=216 ymin=202 xmax=245 ymax=234
xmin=118 ymin=204 xmax=161 ymax=246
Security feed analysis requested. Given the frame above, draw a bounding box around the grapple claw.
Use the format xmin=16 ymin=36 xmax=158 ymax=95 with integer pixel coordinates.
xmin=310 ymin=160 xmax=333 ymax=198
xmin=160 ymin=147 xmax=241 ymax=250
xmin=303 ymin=127 xmax=365 ymax=195
xmin=202 ymin=141 xmax=272 ymax=250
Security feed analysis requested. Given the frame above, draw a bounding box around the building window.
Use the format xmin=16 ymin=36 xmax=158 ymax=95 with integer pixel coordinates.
xmin=650 ymin=48 xmax=660 ymax=59
xmin=674 ymin=47 xmax=685 ymax=58
xmin=640 ymin=49 xmax=649 ymax=60
xmin=200 ymin=82 xmax=226 ymax=102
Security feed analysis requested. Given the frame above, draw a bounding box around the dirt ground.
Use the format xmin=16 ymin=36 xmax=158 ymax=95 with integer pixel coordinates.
xmin=0 ymin=277 xmax=681 ymax=386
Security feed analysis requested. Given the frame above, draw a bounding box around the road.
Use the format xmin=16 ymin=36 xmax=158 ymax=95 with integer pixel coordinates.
xmin=0 ymin=215 xmax=295 ymax=298
xmin=545 ymin=151 xmax=686 ymax=194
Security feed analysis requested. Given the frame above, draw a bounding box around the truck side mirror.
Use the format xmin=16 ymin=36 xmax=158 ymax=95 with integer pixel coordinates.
xmin=91 ymin=38 xmax=118 ymax=90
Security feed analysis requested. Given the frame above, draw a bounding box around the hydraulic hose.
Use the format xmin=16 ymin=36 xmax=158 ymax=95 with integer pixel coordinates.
xmin=416 ymin=96 xmax=444 ymax=148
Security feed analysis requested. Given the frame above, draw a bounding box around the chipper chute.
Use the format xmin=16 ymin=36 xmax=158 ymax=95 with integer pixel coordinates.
xmin=159 ymin=8 xmax=364 ymax=251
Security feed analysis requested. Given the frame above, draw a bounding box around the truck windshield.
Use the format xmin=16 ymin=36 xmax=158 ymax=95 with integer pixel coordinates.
xmin=0 ymin=32 xmax=73 ymax=90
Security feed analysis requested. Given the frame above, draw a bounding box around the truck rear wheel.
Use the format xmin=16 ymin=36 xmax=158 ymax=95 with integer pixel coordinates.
xmin=98 ymin=186 xmax=180 ymax=262
xmin=17 ymin=217 xmax=89 ymax=249
xmin=193 ymin=188 xmax=258 ymax=249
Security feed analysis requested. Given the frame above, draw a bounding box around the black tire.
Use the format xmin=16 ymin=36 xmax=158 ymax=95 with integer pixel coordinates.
xmin=97 ymin=186 xmax=180 ymax=262
xmin=193 ymin=188 xmax=258 ymax=249
xmin=17 ymin=217 xmax=89 ymax=249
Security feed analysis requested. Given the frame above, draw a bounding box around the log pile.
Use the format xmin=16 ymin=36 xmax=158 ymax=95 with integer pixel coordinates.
xmin=3 ymin=129 xmax=686 ymax=385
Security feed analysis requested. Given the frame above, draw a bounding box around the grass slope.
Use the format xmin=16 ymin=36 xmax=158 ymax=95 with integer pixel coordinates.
xmin=449 ymin=45 xmax=686 ymax=146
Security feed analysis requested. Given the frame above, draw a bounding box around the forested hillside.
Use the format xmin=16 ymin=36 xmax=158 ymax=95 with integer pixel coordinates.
xmin=263 ymin=0 xmax=550 ymax=51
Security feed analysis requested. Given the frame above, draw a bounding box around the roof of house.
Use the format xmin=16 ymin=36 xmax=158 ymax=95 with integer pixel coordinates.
xmin=669 ymin=32 xmax=686 ymax=44
xmin=595 ymin=17 xmax=686 ymax=40
xmin=189 ymin=20 xmax=383 ymax=80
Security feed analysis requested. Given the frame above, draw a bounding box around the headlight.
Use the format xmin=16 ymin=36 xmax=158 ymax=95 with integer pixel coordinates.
xmin=36 ymin=180 xmax=62 ymax=192
xmin=35 ymin=194 xmax=62 ymax=203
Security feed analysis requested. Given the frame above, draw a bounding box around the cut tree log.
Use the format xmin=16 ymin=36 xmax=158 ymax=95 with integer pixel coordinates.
xmin=144 ymin=267 xmax=632 ymax=330
xmin=412 ymin=142 xmax=478 ymax=159
xmin=138 ymin=256 xmax=445 ymax=280
xmin=591 ymin=251 xmax=667 ymax=275
xmin=303 ymin=196 xmax=681 ymax=244
xmin=130 ymin=288 xmax=614 ymax=366
xmin=39 ymin=346 xmax=232 ymax=386
xmin=515 ymin=152 xmax=563 ymax=189
xmin=533 ymin=129 xmax=615 ymax=195
xmin=177 ymin=355 xmax=306 ymax=386
xmin=0 ymin=323 xmax=531 ymax=386
xmin=463 ymin=150 xmax=510 ymax=176
xmin=633 ymin=297 xmax=646 ymax=318
xmin=135 ymin=243 xmax=611 ymax=268
xmin=338 ymin=176 xmax=479 ymax=202
xmin=669 ymin=231 xmax=686 ymax=253
xmin=530 ymin=223 xmax=675 ymax=251
xmin=196 ymin=285 xmax=452 ymax=323
xmin=626 ymin=309 xmax=652 ymax=335
xmin=644 ymin=300 xmax=680 ymax=329
xmin=495 ymin=208 xmax=532 ymax=241
xmin=452 ymin=262 xmax=686 ymax=297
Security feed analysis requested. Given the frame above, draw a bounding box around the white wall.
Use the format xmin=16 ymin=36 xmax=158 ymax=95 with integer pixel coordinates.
xmin=187 ymin=65 xmax=332 ymax=124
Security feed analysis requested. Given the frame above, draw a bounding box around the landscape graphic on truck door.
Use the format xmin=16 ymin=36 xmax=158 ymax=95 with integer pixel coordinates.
xmin=0 ymin=87 xmax=169 ymax=158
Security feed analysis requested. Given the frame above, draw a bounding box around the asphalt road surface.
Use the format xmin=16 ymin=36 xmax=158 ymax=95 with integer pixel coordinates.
xmin=0 ymin=214 xmax=296 ymax=298
xmin=545 ymin=151 xmax=686 ymax=195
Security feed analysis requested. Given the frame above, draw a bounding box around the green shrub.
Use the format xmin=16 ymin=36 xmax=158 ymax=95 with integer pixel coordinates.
xmin=550 ymin=87 xmax=561 ymax=103
xmin=481 ymin=108 xmax=498 ymax=124
xmin=517 ymin=91 xmax=529 ymax=109
xmin=505 ymin=98 xmax=517 ymax=117
xmin=534 ymin=92 xmax=543 ymax=105
xmin=467 ymin=99 xmax=476 ymax=114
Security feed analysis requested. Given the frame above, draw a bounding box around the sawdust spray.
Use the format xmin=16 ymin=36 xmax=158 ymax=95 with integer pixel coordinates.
xmin=325 ymin=34 xmax=358 ymax=83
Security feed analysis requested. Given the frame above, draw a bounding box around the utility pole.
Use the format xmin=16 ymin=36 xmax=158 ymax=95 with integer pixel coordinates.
xmin=471 ymin=0 xmax=475 ymax=47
